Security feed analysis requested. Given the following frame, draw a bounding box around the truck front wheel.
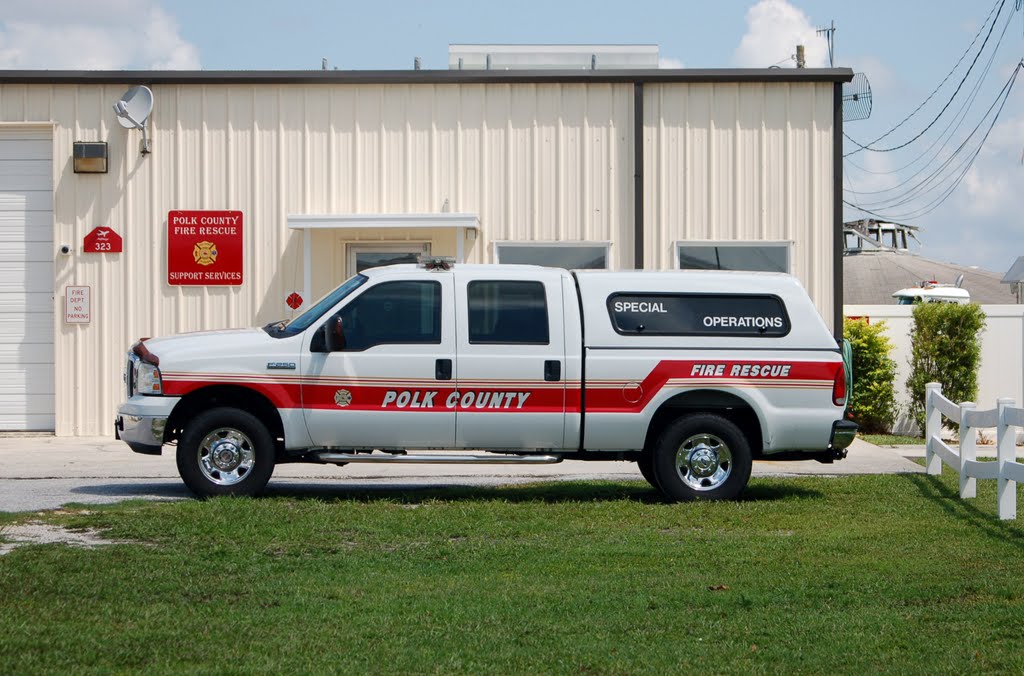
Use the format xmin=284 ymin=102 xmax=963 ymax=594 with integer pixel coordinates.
xmin=176 ymin=407 xmax=276 ymax=498
xmin=652 ymin=413 xmax=752 ymax=501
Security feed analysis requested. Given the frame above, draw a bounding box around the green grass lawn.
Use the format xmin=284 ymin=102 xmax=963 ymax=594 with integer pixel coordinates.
xmin=1 ymin=473 xmax=1023 ymax=673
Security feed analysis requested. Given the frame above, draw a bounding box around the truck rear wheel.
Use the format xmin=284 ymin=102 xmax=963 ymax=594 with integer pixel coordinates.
xmin=176 ymin=407 xmax=275 ymax=498
xmin=652 ymin=413 xmax=752 ymax=501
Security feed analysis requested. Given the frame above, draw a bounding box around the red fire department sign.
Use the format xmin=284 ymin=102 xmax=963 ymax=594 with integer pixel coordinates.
xmin=83 ymin=227 xmax=123 ymax=253
xmin=167 ymin=210 xmax=243 ymax=286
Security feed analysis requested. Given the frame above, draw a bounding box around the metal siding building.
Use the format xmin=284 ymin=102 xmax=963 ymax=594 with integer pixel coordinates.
xmin=643 ymin=82 xmax=837 ymax=322
xmin=0 ymin=69 xmax=850 ymax=435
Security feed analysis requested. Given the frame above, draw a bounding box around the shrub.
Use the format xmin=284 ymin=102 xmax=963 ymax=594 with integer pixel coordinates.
xmin=906 ymin=303 xmax=986 ymax=431
xmin=844 ymin=318 xmax=898 ymax=433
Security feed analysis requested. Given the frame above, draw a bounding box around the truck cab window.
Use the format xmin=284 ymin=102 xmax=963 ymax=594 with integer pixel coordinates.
xmin=468 ymin=280 xmax=549 ymax=345
xmin=335 ymin=280 xmax=441 ymax=351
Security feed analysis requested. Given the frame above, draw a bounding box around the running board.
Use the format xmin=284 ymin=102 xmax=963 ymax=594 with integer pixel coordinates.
xmin=312 ymin=451 xmax=562 ymax=465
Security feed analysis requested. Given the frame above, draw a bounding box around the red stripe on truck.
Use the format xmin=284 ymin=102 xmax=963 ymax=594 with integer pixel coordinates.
xmin=159 ymin=359 xmax=840 ymax=414
xmin=585 ymin=359 xmax=842 ymax=413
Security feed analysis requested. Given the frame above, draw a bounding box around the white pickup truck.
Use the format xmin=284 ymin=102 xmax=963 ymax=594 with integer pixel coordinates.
xmin=116 ymin=260 xmax=856 ymax=501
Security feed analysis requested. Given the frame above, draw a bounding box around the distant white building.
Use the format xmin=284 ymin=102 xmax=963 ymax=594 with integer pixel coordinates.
xmin=842 ymin=219 xmax=1012 ymax=305
xmin=448 ymin=44 xmax=660 ymax=70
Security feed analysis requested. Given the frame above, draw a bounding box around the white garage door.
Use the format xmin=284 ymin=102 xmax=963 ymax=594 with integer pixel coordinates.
xmin=0 ymin=130 xmax=53 ymax=431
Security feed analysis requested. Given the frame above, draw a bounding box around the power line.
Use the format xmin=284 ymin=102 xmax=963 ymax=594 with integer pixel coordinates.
xmin=844 ymin=10 xmax=1015 ymax=203
xmin=844 ymin=0 xmax=1009 ymax=156
xmin=850 ymin=62 xmax=1021 ymax=218
xmin=851 ymin=59 xmax=1019 ymax=210
xmin=844 ymin=61 xmax=1023 ymax=221
xmin=843 ymin=3 xmax=1014 ymax=180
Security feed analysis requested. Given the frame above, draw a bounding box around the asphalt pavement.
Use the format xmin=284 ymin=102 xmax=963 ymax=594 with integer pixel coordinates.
xmin=0 ymin=435 xmax=924 ymax=512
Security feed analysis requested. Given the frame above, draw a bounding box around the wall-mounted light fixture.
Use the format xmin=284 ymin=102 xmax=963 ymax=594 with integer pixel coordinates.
xmin=73 ymin=141 xmax=108 ymax=173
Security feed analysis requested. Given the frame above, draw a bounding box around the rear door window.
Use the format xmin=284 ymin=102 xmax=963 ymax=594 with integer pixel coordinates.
xmin=468 ymin=280 xmax=550 ymax=344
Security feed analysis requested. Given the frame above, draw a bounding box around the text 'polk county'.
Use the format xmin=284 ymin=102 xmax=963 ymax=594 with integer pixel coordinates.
xmin=381 ymin=390 xmax=532 ymax=410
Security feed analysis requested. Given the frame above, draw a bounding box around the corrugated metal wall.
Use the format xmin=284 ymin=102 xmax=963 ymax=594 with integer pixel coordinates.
xmin=643 ymin=82 xmax=835 ymax=324
xmin=0 ymin=79 xmax=835 ymax=435
xmin=0 ymin=82 xmax=635 ymax=434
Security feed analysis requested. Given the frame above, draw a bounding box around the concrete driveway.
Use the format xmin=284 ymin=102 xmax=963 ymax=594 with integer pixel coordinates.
xmin=0 ymin=435 xmax=923 ymax=512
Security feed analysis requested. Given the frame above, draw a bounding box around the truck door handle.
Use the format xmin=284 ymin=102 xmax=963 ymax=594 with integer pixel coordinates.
xmin=435 ymin=358 xmax=453 ymax=381
xmin=544 ymin=360 xmax=561 ymax=382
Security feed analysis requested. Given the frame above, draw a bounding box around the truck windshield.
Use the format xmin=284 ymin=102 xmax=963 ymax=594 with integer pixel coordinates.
xmin=279 ymin=275 xmax=368 ymax=335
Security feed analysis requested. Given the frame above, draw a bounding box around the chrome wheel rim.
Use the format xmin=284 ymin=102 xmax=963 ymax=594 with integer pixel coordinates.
xmin=675 ymin=433 xmax=732 ymax=491
xmin=198 ymin=427 xmax=256 ymax=486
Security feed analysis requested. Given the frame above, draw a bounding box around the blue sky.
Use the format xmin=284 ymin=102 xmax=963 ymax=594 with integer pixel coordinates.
xmin=1 ymin=0 xmax=1021 ymax=275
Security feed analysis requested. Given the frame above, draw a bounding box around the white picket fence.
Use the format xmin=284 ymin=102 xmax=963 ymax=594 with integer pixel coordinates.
xmin=925 ymin=382 xmax=1024 ymax=520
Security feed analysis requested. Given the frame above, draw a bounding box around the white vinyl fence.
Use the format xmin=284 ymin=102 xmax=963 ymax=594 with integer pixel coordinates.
xmin=925 ymin=382 xmax=1024 ymax=520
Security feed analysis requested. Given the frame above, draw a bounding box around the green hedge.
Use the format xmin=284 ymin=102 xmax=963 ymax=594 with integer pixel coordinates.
xmin=906 ymin=303 xmax=986 ymax=431
xmin=844 ymin=318 xmax=898 ymax=433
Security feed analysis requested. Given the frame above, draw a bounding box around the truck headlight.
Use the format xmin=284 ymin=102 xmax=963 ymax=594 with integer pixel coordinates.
xmin=135 ymin=362 xmax=163 ymax=395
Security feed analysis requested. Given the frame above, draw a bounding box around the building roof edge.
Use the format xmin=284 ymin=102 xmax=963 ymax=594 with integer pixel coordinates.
xmin=0 ymin=67 xmax=855 ymax=86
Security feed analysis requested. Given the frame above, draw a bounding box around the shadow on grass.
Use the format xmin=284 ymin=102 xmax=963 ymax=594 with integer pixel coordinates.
xmin=69 ymin=482 xmax=193 ymax=501
xmin=902 ymin=474 xmax=1024 ymax=549
xmin=259 ymin=477 xmax=822 ymax=505
xmin=71 ymin=477 xmax=823 ymax=506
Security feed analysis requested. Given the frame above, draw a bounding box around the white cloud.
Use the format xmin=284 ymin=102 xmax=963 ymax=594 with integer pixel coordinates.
xmin=957 ymin=112 xmax=1024 ymax=226
xmin=0 ymin=0 xmax=199 ymax=70
xmin=659 ymin=56 xmax=685 ymax=69
xmin=734 ymin=0 xmax=829 ymax=68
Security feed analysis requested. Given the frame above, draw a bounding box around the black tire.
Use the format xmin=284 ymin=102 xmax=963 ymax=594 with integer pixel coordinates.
xmin=637 ymin=450 xmax=659 ymax=490
xmin=176 ymin=407 xmax=276 ymax=498
xmin=651 ymin=413 xmax=752 ymax=502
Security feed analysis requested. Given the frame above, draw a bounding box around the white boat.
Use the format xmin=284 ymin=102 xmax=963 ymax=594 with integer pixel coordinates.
xmin=892 ymin=276 xmax=970 ymax=305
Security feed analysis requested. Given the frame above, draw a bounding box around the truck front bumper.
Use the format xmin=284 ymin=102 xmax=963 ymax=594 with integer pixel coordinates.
xmin=114 ymin=396 xmax=180 ymax=456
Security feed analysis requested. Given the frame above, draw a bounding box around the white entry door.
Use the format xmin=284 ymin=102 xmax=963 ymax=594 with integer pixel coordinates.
xmin=0 ymin=130 xmax=53 ymax=431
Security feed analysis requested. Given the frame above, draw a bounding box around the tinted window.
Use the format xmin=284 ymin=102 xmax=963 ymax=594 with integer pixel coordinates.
xmin=497 ymin=245 xmax=607 ymax=270
xmin=678 ymin=245 xmax=788 ymax=273
xmin=336 ymin=281 xmax=441 ymax=350
xmin=608 ymin=293 xmax=790 ymax=337
xmin=468 ymin=281 xmax=549 ymax=344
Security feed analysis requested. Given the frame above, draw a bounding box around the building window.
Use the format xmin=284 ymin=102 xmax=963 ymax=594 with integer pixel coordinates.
xmin=495 ymin=242 xmax=610 ymax=269
xmin=347 ymin=243 xmax=430 ymax=275
xmin=336 ymin=280 xmax=441 ymax=351
xmin=676 ymin=242 xmax=791 ymax=273
xmin=468 ymin=280 xmax=549 ymax=345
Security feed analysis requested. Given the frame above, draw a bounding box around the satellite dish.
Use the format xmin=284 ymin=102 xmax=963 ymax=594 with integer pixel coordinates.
xmin=955 ymin=274 xmax=965 ymax=288
xmin=842 ymin=72 xmax=873 ymax=122
xmin=113 ymin=85 xmax=154 ymax=154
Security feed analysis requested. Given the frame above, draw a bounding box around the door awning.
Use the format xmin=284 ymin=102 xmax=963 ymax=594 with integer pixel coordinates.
xmin=288 ymin=213 xmax=480 ymax=231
